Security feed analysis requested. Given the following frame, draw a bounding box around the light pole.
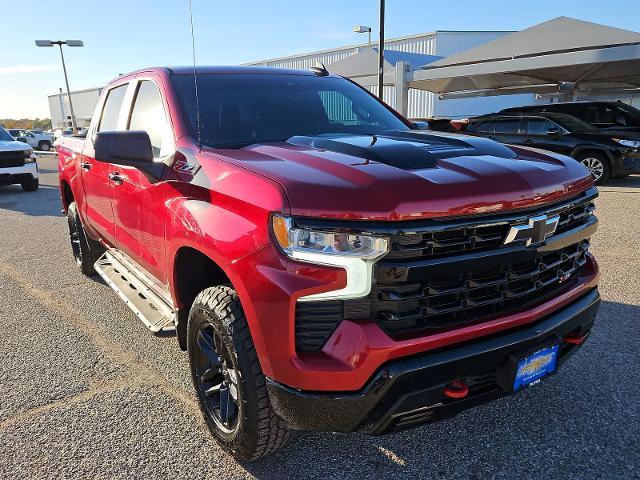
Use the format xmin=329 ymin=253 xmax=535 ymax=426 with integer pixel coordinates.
xmin=353 ymin=25 xmax=372 ymax=47
xmin=378 ymin=0 xmax=385 ymax=100
xmin=35 ymin=39 xmax=84 ymax=134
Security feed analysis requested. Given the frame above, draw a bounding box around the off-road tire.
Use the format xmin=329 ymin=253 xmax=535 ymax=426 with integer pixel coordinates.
xmin=21 ymin=178 xmax=39 ymax=192
xmin=66 ymin=202 xmax=104 ymax=275
xmin=187 ymin=286 xmax=293 ymax=460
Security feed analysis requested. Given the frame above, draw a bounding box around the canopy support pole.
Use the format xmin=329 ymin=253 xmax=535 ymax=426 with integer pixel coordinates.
xmin=394 ymin=61 xmax=409 ymax=116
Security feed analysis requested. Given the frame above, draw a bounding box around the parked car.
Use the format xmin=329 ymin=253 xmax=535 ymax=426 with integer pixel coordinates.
xmin=465 ymin=112 xmax=640 ymax=183
xmin=8 ymin=128 xmax=54 ymax=151
xmin=57 ymin=66 xmax=600 ymax=460
xmin=500 ymin=101 xmax=640 ymax=133
xmin=0 ymin=127 xmax=39 ymax=191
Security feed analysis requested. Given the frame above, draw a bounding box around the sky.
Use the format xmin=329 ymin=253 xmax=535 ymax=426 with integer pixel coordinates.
xmin=1 ymin=0 xmax=639 ymax=119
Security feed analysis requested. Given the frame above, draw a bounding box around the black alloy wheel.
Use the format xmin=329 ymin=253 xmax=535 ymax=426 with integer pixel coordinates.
xmin=193 ymin=321 xmax=241 ymax=434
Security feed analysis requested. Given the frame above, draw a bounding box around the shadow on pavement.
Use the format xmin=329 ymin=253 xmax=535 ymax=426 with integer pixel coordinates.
xmin=240 ymin=298 xmax=639 ymax=479
xmin=0 ymin=183 xmax=62 ymax=217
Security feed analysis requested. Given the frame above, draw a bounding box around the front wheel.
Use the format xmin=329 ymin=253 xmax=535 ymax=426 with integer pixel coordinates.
xmin=38 ymin=141 xmax=51 ymax=151
xmin=187 ymin=286 xmax=292 ymax=460
xmin=21 ymin=178 xmax=39 ymax=192
xmin=577 ymin=152 xmax=610 ymax=185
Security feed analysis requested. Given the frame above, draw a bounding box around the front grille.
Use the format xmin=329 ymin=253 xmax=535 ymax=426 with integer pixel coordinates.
xmin=294 ymin=190 xmax=596 ymax=351
xmin=386 ymin=196 xmax=595 ymax=261
xmin=0 ymin=151 xmax=26 ymax=168
xmin=374 ymin=241 xmax=589 ymax=338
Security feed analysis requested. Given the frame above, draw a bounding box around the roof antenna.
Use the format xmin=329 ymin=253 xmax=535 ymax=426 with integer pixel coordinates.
xmin=187 ymin=0 xmax=202 ymax=148
xmin=310 ymin=62 xmax=329 ymax=76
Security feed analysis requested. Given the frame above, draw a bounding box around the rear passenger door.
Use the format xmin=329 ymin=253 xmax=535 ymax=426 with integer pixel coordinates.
xmin=491 ymin=117 xmax=524 ymax=145
xmin=81 ymin=83 xmax=129 ymax=246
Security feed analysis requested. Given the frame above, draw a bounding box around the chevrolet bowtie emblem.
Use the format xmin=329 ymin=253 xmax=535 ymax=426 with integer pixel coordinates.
xmin=503 ymin=214 xmax=560 ymax=246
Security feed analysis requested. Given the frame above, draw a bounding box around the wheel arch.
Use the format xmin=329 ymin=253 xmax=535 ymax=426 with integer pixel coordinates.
xmin=171 ymin=246 xmax=235 ymax=350
xmin=570 ymin=145 xmax=614 ymax=163
xmin=60 ymin=180 xmax=74 ymax=213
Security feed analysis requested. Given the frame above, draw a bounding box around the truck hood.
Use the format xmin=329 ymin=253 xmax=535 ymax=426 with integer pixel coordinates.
xmin=203 ymin=131 xmax=593 ymax=221
xmin=0 ymin=140 xmax=31 ymax=152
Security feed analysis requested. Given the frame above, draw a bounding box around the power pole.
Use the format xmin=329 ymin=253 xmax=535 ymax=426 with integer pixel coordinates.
xmin=377 ymin=0 xmax=385 ymax=100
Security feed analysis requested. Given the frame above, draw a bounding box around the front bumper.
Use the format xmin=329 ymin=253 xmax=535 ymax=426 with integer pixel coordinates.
xmin=0 ymin=163 xmax=39 ymax=185
xmin=615 ymin=151 xmax=640 ymax=174
xmin=266 ymin=288 xmax=600 ymax=434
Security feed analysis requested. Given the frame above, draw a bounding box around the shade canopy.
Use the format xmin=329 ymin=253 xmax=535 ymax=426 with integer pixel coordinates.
xmin=329 ymin=47 xmax=441 ymax=83
xmin=410 ymin=17 xmax=640 ymax=99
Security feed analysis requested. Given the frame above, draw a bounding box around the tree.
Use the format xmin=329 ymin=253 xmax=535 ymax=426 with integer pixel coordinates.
xmin=0 ymin=118 xmax=52 ymax=130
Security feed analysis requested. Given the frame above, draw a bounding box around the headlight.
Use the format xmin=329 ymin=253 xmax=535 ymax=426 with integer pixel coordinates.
xmin=612 ymin=138 xmax=640 ymax=149
xmin=271 ymin=214 xmax=389 ymax=301
xmin=23 ymin=150 xmax=36 ymax=162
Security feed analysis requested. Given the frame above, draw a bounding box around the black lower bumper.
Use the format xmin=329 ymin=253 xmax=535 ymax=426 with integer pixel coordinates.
xmin=0 ymin=173 xmax=34 ymax=186
xmin=267 ymin=288 xmax=600 ymax=435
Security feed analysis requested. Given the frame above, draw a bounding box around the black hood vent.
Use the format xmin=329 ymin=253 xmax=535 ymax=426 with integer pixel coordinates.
xmin=287 ymin=131 xmax=516 ymax=170
xmin=288 ymin=133 xmax=441 ymax=170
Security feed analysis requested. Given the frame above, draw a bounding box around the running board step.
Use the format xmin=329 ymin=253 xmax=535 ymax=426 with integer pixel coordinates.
xmin=94 ymin=251 xmax=175 ymax=333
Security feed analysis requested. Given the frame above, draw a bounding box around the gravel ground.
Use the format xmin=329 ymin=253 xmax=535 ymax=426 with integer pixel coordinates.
xmin=0 ymin=154 xmax=638 ymax=479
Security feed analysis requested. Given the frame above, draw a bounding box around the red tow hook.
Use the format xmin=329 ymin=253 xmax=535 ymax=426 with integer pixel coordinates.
xmin=564 ymin=332 xmax=586 ymax=345
xmin=443 ymin=380 xmax=469 ymax=399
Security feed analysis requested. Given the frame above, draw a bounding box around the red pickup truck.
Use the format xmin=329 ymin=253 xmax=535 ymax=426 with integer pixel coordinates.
xmin=57 ymin=66 xmax=600 ymax=460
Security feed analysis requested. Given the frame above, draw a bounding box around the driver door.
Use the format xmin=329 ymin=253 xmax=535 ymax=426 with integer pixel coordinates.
xmin=522 ymin=117 xmax=571 ymax=155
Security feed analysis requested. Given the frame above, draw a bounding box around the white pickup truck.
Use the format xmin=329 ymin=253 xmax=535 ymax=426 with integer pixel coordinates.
xmin=0 ymin=127 xmax=39 ymax=191
xmin=8 ymin=128 xmax=54 ymax=151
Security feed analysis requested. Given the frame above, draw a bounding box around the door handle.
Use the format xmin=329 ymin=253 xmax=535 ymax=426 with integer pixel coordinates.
xmin=108 ymin=173 xmax=124 ymax=185
xmin=80 ymin=162 xmax=92 ymax=171
xmin=524 ymin=139 xmax=534 ymax=144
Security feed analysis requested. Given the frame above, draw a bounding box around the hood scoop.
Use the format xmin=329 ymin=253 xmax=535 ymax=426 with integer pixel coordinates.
xmin=287 ymin=133 xmax=441 ymax=170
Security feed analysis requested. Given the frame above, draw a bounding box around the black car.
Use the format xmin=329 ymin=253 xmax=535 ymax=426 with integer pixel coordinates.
xmin=500 ymin=101 xmax=640 ymax=134
xmin=465 ymin=112 xmax=640 ymax=184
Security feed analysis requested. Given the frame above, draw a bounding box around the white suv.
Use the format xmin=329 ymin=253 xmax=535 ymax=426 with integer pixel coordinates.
xmin=0 ymin=127 xmax=39 ymax=191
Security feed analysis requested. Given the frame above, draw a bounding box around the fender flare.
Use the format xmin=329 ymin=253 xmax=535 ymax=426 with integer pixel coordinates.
xmin=570 ymin=145 xmax=614 ymax=163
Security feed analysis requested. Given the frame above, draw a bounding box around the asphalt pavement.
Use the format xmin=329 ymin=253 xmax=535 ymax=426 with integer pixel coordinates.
xmin=0 ymin=154 xmax=638 ymax=479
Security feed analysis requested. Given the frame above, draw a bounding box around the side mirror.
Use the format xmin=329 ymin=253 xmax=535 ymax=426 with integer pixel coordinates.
xmin=546 ymin=127 xmax=562 ymax=136
xmin=17 ymin=137 xmax=28 ymax=143
xmin=94 ymin=131 xmax=154 ymax=167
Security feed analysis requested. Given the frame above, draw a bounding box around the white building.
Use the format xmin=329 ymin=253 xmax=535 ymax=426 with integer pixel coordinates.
xmin=246 ymin=30 xmax=536 ymax=118
xmin=48 ymin=87 xmax=102 ymax=129
xmin=50 ymin=28 xmax=639 ymax=125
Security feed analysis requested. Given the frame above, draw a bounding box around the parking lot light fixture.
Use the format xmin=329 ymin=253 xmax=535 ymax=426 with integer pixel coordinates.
xmin=353 ymin=25 xmax=372 ymax=47
xmin=35 ymin=40 xmax=84 ymax=134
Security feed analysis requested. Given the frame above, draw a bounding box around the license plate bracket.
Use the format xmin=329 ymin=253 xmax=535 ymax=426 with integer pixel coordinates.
xmin=512 ymin=344 xmax=560 ymax=391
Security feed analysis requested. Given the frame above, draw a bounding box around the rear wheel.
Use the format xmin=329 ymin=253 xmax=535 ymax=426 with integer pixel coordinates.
xmin=21 ymin=178 xmax=39 ymax=192
xmin=66 ymin=202 xmax=104 ymax=275
xmin=577 ymin=152 xmax=610 ymax=185
xmin=38 ymin=141 xmax=51 ymax=151
xmin=187 ymin=286 xmax=292 ymax=460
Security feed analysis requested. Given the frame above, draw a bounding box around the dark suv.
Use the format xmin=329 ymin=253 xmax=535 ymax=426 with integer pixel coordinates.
xmin=466 ymin=112 xmax=640 ymax=183
xmin=500 ymin=101 xmax=640 ymax=133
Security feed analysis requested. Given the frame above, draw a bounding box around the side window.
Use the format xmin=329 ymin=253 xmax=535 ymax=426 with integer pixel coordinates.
xmin=474 ymin=121 xmax=495 ymax=133
xmin=526 ymin=118 xmax=557 ymax=135
xmin=98 ymin=84 xmax=128 ymax=132
xmin=128 ymin=80 xmax=172 ymax=157
xmin=494 ymin=118 xmax=521 ymax=134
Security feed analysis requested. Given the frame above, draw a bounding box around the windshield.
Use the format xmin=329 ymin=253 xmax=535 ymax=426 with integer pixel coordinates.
xmin=614 ymin=103 xmax=640 ymax=121
xmin=0 ymin=128 xmax=14 ymax=142
xmin=546 ymin=113 xmax=598 ymax=133
xmin=172 ymin=73 xmax=409 ymax=148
